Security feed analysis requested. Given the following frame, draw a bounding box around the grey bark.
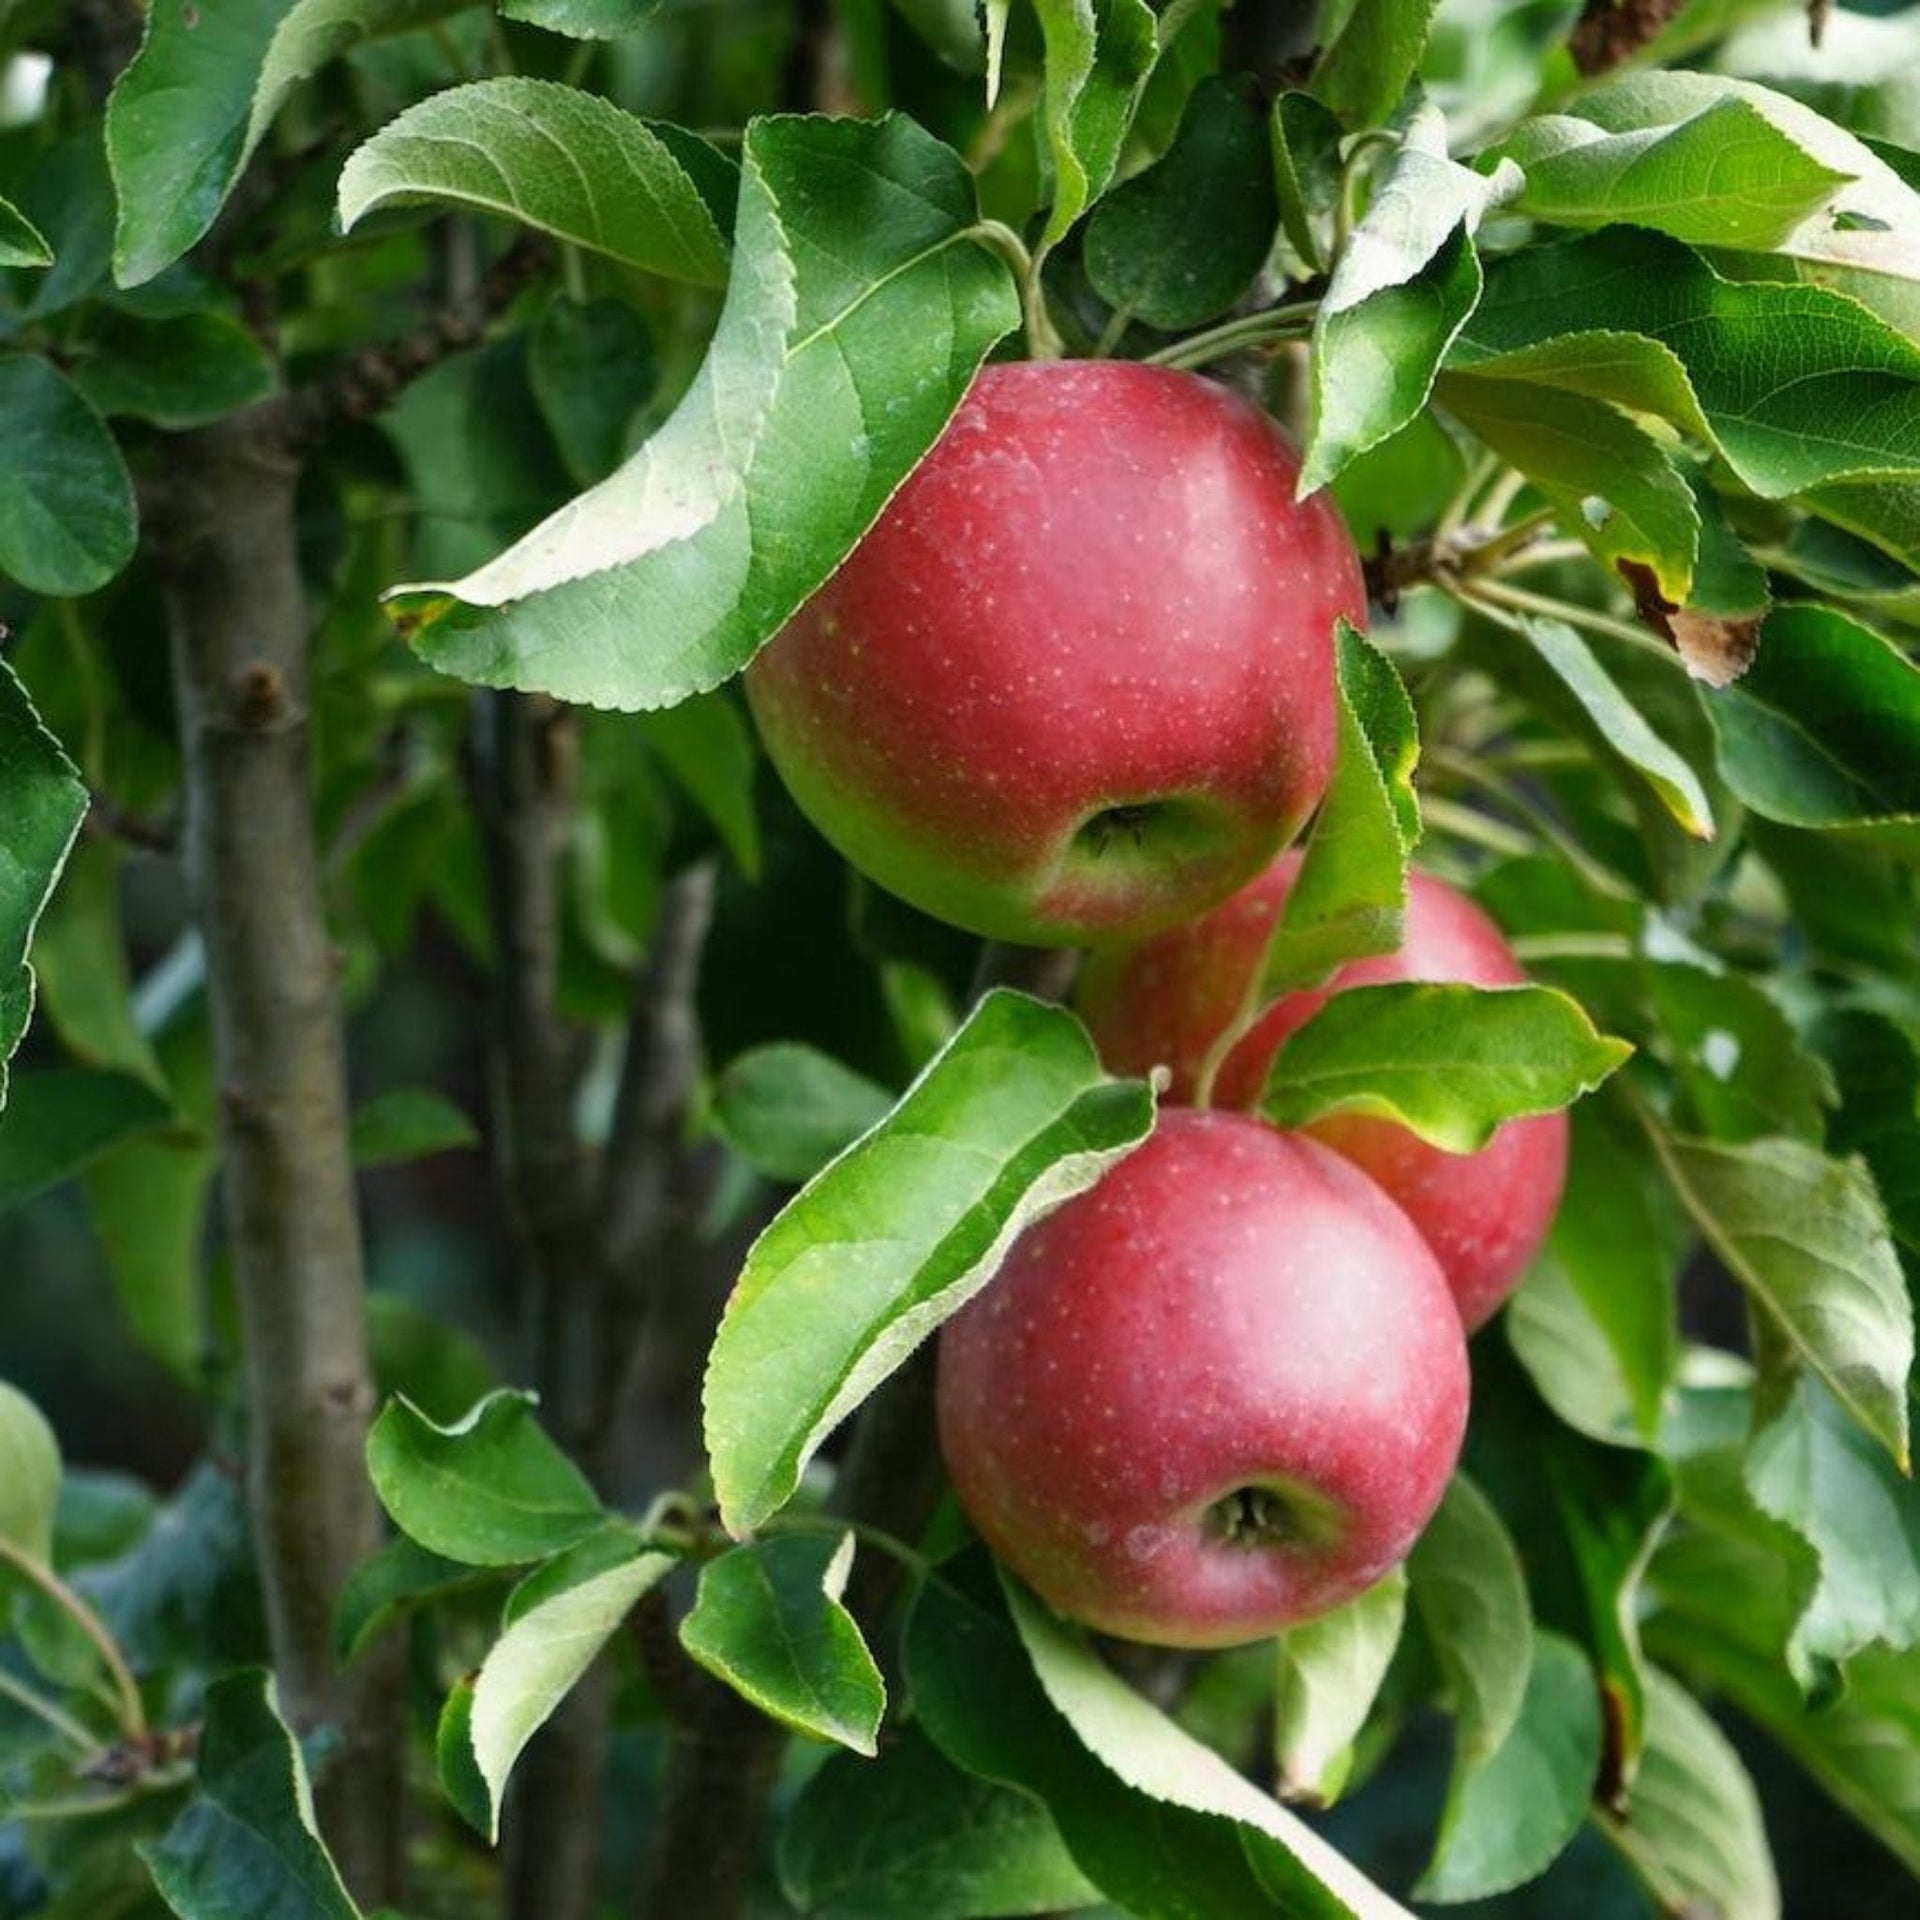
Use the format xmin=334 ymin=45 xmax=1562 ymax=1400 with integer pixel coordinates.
xmin=159 ymin=410 xmax=404 ymax=1903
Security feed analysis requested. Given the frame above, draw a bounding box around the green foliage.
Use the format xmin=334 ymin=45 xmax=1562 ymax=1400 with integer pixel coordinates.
xmin=7 ymin=2 xmax=1920 ymax=1913
xmin=0 ymin=662 xmax=88 ymax=1108
xmin=0 ymin=1379 xmax=61 ymax=1561
xmin=337 ymin=79 xmax=735 ymax=284
xmin=367 ymin=1390 xmax=608 ymax=1565
xmin=704 ymin=989 xmax=1153 ymax=1533
xmin=711 ymin=1041 xmax=894 ymax=1183
xmin=1254 ymin=626 xmax=1420 ymax=1000
xmin=1262 ymin=981 xmax=1631 ymax=1150
xmin=387 ymin=113 xmax=1021 ymax=708
xmin=0 ymin=357 xmax=136 ymax=596
xmin=438 ymin=1528 xmax=673 ymax=1838
xmin=780 ymin=1723 xmax=1101 ymax=1917
xmin=143 ymin=1671 xmax=361 ymax=1919
xmin=679 ymin=1532 xmax=886 ymax=1751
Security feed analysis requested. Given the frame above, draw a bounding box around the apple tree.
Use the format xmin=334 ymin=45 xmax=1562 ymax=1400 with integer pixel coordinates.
xmin=2 ymin=0 xmax=1920 ymax=1914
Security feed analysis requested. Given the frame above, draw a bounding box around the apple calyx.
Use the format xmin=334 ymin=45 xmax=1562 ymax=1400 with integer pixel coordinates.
xmin=1207 ymin=1479 xmax=1341 ymax=1552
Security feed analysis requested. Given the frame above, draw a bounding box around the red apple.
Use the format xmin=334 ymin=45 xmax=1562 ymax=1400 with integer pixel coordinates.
xmin=743 ymin=360 xmax=1363 ymax=948
xmin=936 ymin=1109 xmax=1469 ymax=1648
xmin=1076 ymin=856 xmax=1569 ymax=1330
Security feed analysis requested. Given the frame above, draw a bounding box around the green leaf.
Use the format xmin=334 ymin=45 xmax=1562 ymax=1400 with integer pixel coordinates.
xmin=528 ymin=294 xmax=658 ymax=488
xmin=1500 ymin=95 xmax=1852 ymax=250
xmin=68 ymin=309 xmax=276 ymax=429
xmin=80 ymin=1013 xmax=217 ymax=1378
xmin=1033 ymin=0 xmax=1159 ymax=246
xmin=1415 ymin=1631 xmax=1602 ymax=1903
xmin=1647 ymin=1491 xmax=1920 ymax=1884
xmin=1439 ymin=376 xmax=1702 ymax=606
xmin=1003 ymin=1575 xmax=1409 ymax=1916
xmin=779 ymin=1722 xmax=1101 ymax=1919
xmin=1272 ymin=1569 xmax=1406 ymax=1807
xmin=0 ymin=1380 xmax=61 ymax=1562
xmin=1706 ymin=602 xmax=1920 ymax=846
xmin=704 ymin=990 xmax=1151 ymax=1535
xmin=142 ymin=1669 xmax=360 ymax=1920
xmin=1262 ymin=981 xmax=1631 ymax=1151
xmin=1746 ymin=1373 xmax=1920 ymax=1677
xmin=1509 ymin=1100 xmax=1681 ymax=1445
xmin=501 ymin=0 xmax=659 ymax=34
xmin=339 ymin=79 xmax=731 ymax=286
xmin=1304 ymin=106 xmax=1518 ymax=489
xmin=0 ymin=660 xmax=87 ymax=1109
xmin=680 ymin=1532 xmax=885 ymax=1752
xmin=1272 ymin=91 xmax=1344 ymax=275
xmin=349 ymin=1087 xmax=479 ymax=1168
xmin=1808 ymin=476 xmax=1920 ymax=590
xmin=106 ymin=0 xmax=475 ymax=287
xmin=0 ymin=355 xmax=137 ymax=596
xmin=334 ymin=1536 xmax=489 ymax=1662
xmin=1654 ymin=1612 xmax=1920 ymax=1879
xmin=1644 ymin=962 xmax=1835 ymax=1146
xmin=1516 ymin=616 xmax=1714 ymax=837
xmin=0 ymin=974 xmax=30 ymax=1108
xmin=28 ymin=840 xmax=162 ymax=1085
xmin=636 ymin=691 xmax=760 ymax=878
xmin=0 ymin=1067 xmax=175 ymax=1214
xmin=1084 ymin=76 xmax=1278 ymax=331
xmin=1595 ymin=1664 xmax=1779 ymax=1920
xmin=1466 ymin=1339 xmax=1674 ymax=1776
xmin=366 ymin=1389 xmax=608 ymax=1565
xmin=439 ymin=1528 xmax=672 ymax=1840
xmin=0 ymin=194 xmax=51 ymax=267
xmin=905 ymin=1556 xmax=1407 ymax=1918
xmin=13 ymin=128 xmax=114 ymax=322
xmin=392 ymin=114 xmax=1019 ymax=711
xmin=712 ymin=1043 xmax=894 ymax=1184
xmin=1255 ymin=626 xmax=1418 ymax=1000
xmin=1643 ymin=1126 xmax=1912 ymax=1469
xmin=367 ymin=1294 xmax=500 ymax=1427
xmin=1311 ymin=0 xmax=1440 ymax=132
xmin=1571 ymin=70 xmax=1920 ymax=339
xmin=1457 ymin=228 xmax=1920 ymax=499
xmin=1407 ymin=1474 xmax=1533 ymax=1768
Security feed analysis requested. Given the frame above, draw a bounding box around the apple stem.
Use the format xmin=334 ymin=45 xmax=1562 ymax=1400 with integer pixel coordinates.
xmin=967 ymin=220 xmax=1065 ymax=361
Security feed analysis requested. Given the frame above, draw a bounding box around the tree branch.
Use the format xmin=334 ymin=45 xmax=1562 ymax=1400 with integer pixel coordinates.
xmin=471 ymin=696 xmax=718 ymax=1920
xmin=288 ymin=232 xmax=552 ymax=439
xmin=638 ymin=937 xmax=1080 ymax=1920
xmin=156 ymin=409 xmax=404 ymax=1905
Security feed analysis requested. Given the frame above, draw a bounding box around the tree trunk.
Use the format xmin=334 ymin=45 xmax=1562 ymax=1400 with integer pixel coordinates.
xmin=160 ymin=409 xmax=404 ymax=1904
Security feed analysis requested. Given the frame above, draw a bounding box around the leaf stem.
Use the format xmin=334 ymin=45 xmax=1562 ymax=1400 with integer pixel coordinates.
xmin=1093 ymin=302 xmax=1134 ymax=360
xmin=1142 ymin=303 xmax=1316 ymax=370
xmin=0 ymin=1541 xmax=145 ymax=1742
xmin=1461 ymin=576 xmax=1676 ymax=665
xmin=968 ymin=220 xmax=1063 ymax=361
xmin=1458 ymin=505 xmax=1557 ymax=575
xmin=1419 ymin=793 xmax=1537 ymax=860
xmin=1436 ymin=452 xmax=1500 ymax=543
xmin=761 ymin=1512 xmax=935 ymax=1584
xmin=0 ymin=1666 xmax=102 ymax=1756
xmin=1425 ymin=745 xmax=1639 ymax=901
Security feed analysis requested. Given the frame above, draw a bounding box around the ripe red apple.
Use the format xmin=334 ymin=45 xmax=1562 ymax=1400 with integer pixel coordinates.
xmin=743 ymin=359 xmax=1364 ymax=948
xmin=1076 ymin=856 xmax=1569 ymax=1330
xmin=936 ymin=1109 xmax=1469 ymax=1648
